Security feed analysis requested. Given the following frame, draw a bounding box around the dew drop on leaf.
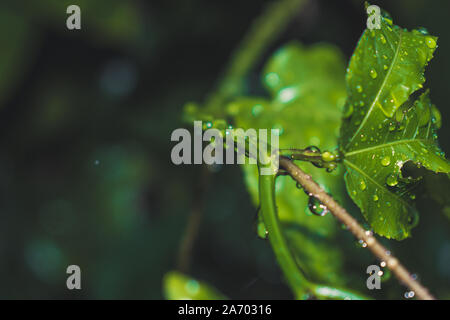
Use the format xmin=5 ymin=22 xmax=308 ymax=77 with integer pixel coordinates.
xmin=369 ymin=68 xmax=378 ymax=79
xmin=308 ymin=196 xmax=329 ymax=216
xmin=386 ymin=174 xmax=399 ymax=187
xmin=381 ymin=156 xmax=391 ymax=166
xmin=425 ymin=37 xmax=436 ymax=49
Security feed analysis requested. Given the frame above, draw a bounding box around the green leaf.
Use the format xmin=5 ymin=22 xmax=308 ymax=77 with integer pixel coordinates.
xmin=228 ymin=42 xmax=349 ymax=285
xmin=340 ymin=9 xmax=450 ymax=240
xmin=163 ymin=271 xmax=227 ymax=300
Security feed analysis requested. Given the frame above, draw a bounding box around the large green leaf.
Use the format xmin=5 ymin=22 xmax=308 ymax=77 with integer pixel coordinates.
xmin=228 ymin=42 xmax=348 ymax=285
xmin=340 ymin=9 xmax=450 ymax=240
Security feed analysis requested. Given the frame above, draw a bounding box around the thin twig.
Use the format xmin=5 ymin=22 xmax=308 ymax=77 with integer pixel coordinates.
xmin=177 ymin=165 xmax=210 ymax=272
xmin=279 ymin=156 xmax=435 ymax=300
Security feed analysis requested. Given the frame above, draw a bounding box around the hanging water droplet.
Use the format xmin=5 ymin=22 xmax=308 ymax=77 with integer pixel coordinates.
xmin=381 ymin=156 xmax=391 ymax=166
xmin=386 ymin=174 xmax=398 ymax=187
xmin=369 ymin=69 xmax=378 ymax=79
xmin=308 ymin=196 xmax=329 ymax=216
xmin=257 ymin=221 xmax=268 ymax=240
xmin=379 ymin=35 xmax=386 ymax=44
xmin=358 ymin=239 xmax=368 ymax=248
xmin=356 ymin=84 xmax=363 ymax=93
xmin=373 ymin=194 xmax=379 ymax=201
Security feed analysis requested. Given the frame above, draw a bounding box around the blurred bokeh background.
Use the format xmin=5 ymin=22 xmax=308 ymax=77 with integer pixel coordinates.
xmin=0 ymin=0 xmax=449 ymax=299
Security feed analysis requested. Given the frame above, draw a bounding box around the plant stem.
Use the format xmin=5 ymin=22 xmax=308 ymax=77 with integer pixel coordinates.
xmin=177 ymin=165 xmax=210 ymax=272
xmin=258 ymin=170 xmax=311 ymax=299
xmin=279 ymin=156 xmax=436 ymax=300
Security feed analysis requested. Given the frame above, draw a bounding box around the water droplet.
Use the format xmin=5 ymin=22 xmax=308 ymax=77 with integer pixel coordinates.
xmin=252 ymin=104 xmax=264 ymax=117
xmin=305 ymin=146 xmax=320 ymax=154
xmin=381 ymin=156 xmax=391 ymax=166
xmin=359 ymin=180 xmax=367 ymax=191
xmin=265 ymin=72 xmax=280 ymax=88
xmin=321 ymin=151 xmax=336 ymax=162
xmin=379 ymin=35 xmax=386 ymax=44
xmin=356 ymin=85 xmax=363 ymax=93
xmin=257 ymin=221 xmax=268 ymax=239
xmin=425 ymin=37 xmax=436 ymax=49
xmin=373 ymin=195 xmax=379 ymax=201
xmin=369 ymin=69 xmax=378 ymax=79
xmin=308 ymin=196 xmax=329 ymax=216
xmin=386 ymin=174 xmax=398 ymax=187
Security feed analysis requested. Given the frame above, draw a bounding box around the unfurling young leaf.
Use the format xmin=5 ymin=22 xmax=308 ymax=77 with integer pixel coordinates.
xmin=339 ymin=8 xmax=450 ymax=240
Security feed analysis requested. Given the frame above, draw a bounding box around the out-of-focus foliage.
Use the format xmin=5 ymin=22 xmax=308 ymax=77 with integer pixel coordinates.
xmin=163 ymin=271 xmax=227 ymax=300
xmin=340 ymin=9 xmax=450 ymax=240
xmin=226 ymin=42 xmax=348 ymax=285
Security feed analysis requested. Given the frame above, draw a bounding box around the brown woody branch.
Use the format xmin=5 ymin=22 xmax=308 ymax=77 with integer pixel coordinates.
xmin=279 ymin=156 xmax=435 ymax=300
